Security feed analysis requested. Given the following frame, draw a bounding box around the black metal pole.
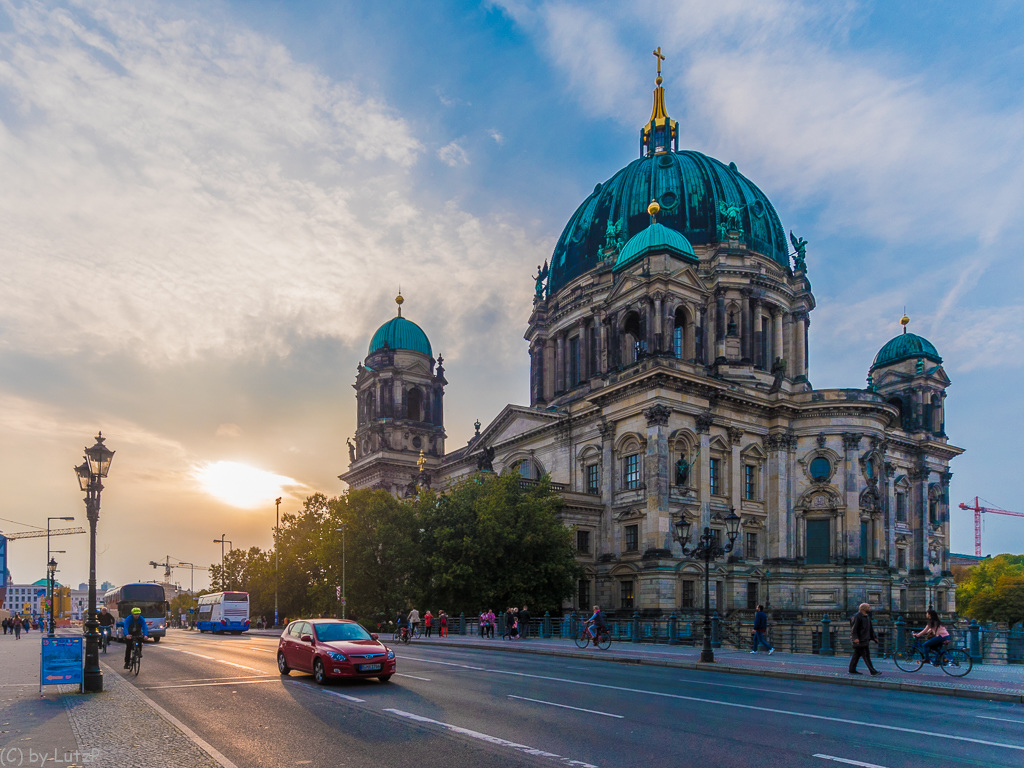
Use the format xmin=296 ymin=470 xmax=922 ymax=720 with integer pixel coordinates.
xmin=701 ymin=541 xmax=714 ymax=663
xmin=83 ymin=489 xmax=102 ymax=692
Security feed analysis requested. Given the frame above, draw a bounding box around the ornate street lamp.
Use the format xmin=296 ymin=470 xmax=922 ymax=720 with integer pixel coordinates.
xmin=75 ymin=432 xmax=114 ymax=693
xmin=672 ymin=507 xmax=740 ymax=663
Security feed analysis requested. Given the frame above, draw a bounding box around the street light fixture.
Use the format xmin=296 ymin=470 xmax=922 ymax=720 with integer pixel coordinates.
xmin=275 ymin=497 xmax=281 ymax=629
xmin=672 ymin=507 xmax=740 ymax=663
xmin=74 ymin=432 xmax=114 ymax=693
xmin=46 ymin=516 xmax=74 ymax=637
xmin=213 ymin=535 xmax=232 ymax=589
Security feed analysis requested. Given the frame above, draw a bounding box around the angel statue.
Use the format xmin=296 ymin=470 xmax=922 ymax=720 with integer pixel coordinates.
xmin=719 ymin=200 xmax=743 ymax=238
xmin=534 ymin=260 xmax=549 ymax=299
xmin=789 ymin=231 xmax=808 ymax=272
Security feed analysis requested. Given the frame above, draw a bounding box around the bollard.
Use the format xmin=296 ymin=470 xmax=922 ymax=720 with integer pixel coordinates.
xmin=668 ymin=612 xmax=678 ymax=645
xmin=543 ymin=611 xmax=552 ymax=638
xmin=711 ymin=613 xmax=722 ymax=648
xmin=498 ymin=615 xmax=505 ymax=637
xmin=969 ymin=619 xmax=980 ymax=663
xmin=632 ymin=611 xmax=641 ymax=643
xmin=459 ymin=612 xmax=465 ymax=636
xmin=819 ymin=614 xmax=834 ymax=656
xmin=894 ymin=615 xmax=906 ymax=654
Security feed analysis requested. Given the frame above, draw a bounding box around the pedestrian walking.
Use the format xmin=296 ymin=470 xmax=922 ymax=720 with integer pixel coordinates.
xmin=750 ymin=605 xmax=775 ymax=654
xmin=424 ymin=610 xmax=433 ymax=637
xmin=14 ymin=617 xmax=22 ymax=639
xmin=486 ymin=609 xmax=496 ymax=639
xmin=439 ymin=610 xmax=448 ymax=638
xmin=849 ymin=602 xmax=882 ymax=676
xmin=479 ymin=610 xmax=487 ymax=637
xmin=520 ymin=605 xmax=530 ymax=638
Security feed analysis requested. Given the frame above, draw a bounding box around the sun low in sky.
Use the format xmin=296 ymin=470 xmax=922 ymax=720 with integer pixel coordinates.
xmin=195 ymin=461 xmax=300 ymax=509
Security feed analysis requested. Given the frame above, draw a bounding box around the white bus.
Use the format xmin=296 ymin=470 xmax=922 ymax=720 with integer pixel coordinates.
xmin=196 ymin=591 xmax=250 ymax=634
xmin=103 ymin=583 xmax=169 ymax=641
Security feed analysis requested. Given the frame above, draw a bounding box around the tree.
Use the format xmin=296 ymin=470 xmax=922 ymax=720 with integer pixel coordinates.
xmin=954 ymin=554 xmax=1024 ymax=621
xmin=416 ymin=473 xmax=582 ymax=615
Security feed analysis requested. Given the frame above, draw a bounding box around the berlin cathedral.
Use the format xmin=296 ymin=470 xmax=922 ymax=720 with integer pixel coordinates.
xmin=340 ymin=54 xmax=962 ymax=620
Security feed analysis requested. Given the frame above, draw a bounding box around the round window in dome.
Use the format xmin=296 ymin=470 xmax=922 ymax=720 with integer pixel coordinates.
xmin=809 ymin=457 xmax=832 ymax=482
xmin=659 ymin=192 xmax=678 ymax=209
xmin=751 ymin=200 xmax=765 ymax=218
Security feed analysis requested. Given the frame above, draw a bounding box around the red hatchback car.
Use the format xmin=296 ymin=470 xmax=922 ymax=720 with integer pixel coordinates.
xmin=278 ymin=619 xmax=396 ymax=684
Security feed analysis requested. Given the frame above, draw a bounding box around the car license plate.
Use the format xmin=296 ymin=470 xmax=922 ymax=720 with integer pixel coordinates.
xmin=358 ymin=663 xmax=382 ymax=672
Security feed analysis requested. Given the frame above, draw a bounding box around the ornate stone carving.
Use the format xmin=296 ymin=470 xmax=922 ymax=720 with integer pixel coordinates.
xmin=842 ymin=432 xmax=862 ymax=451
xmin=885 ymin=461 xmax=896 ymax=478
xmin=597 ymin=419 xmax=615 ymax=441
xmin=728 ymin=426 xmax=744 ymax=445
xmin=644 ymin=404 xmax=671 ymax=427
xmin=694 ymin=411 xmax=714 ymax=434
xmin=783 ymin=430 xmax=799 ymax=450
xmin=816 ymin=433 xmax=827 ymax=448
xmin=762 ymin=433 xmax=785 ymax=452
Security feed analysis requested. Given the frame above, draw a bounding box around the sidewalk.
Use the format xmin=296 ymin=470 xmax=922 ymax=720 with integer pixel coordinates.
xmin=389 ymin=632 xmax=1024 ymax=703
xmin=0 ymin=633 xmax=226 ymax=768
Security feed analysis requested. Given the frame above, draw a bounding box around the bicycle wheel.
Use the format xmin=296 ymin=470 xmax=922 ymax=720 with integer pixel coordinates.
xmin=574 ymin=629 xmax=589 ymax=649
xmin=401 ymin=631 xmax=410 ymax=644
xmin=940 ymin=648 xmax=972 ymax=677
xmin=131 ymin=646 xmax=141 ymax=676
xmin=893 ymin=648 xmax=924 ymax=672
xmin=596 ymin=631 xmax=612 ymax=651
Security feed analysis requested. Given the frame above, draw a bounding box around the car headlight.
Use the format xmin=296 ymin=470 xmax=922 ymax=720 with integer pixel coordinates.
xmin=327 ymin=652 xmax=347 ymax=662
xmin=387 ymin=649 xmax=395 ymax=660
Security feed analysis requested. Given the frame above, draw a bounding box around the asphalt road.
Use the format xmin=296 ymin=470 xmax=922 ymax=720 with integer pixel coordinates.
xmin=105 ymin=630 xmax=1024 ymax=768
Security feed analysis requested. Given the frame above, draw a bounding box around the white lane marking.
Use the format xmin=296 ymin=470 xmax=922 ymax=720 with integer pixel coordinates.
xmin=813 ymin=756 xmax=889 ymax=768
xmin=508 ymin=694 xmax=623 ymax=719
xmin=681 ymin=679 xmax=804 ymax=696
xmin=977 ymin=715 xmax=1024 ymax=724
xmin=172 ymin=649 xmax=216 ymax=660
xmin=218 ymin=661 xmax=264 ymax=672
xmin=140 ymin=679 xmax=280 ymax=690
xmin=321 ymin=689 xmax=365 ymax=703
xmin=164 ymin=646 xmax=265 ymax=672
xmin=384 ymin=709 xmax=598 ymax=767
xmin=401 ymin=657 xmax=1024 ymax=752
xmin=395 ymin=673 xmax=431 ymax=681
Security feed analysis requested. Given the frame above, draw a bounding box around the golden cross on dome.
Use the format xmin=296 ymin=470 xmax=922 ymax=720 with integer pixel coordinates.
xmin=652 ymin=46 xmax=665 ymax=76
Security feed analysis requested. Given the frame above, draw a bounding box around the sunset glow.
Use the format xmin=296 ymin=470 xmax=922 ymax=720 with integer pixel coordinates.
xmin=196 ymin=461 xmax=296 ymax=509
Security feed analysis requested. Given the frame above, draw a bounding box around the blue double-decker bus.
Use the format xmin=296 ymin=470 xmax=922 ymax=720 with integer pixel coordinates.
xmin=196 ymin=591 xmax=250 ymax=634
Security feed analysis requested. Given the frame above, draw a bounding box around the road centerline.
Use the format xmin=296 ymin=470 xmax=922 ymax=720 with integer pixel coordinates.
xmin=507 ymin=695 xmax=623 ymax=719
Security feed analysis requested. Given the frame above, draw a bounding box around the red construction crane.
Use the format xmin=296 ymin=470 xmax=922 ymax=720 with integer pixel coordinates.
xmin=958 ymin=497 xmax=1024 ymax=556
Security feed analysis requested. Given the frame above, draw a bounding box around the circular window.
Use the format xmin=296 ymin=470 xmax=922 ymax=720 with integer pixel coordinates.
xmin=659 ymin=191 xmax=678 ymax=209
xmin=412 ymin=436 xmax=422 ymax=449
xmin=809 ymin=457 xmax=831 ymax=481
xmin=751 ymin=200 xmax=765 ymax=218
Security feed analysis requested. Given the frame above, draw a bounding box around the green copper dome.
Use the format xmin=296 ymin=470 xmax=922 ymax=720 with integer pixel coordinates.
xmin=614 ymin=222 xmax=695 ymax=272
xmin=368 ymin=316 xmax=432 ymax=357
xmin=871 ymin=332 xmax=942 ymax=371
xmin=548 ymin=150 xmax=790 ymax=295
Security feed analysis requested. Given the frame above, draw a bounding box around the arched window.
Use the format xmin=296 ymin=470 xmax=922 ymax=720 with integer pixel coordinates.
xmin=623 ymin=311 xmax=643 ymax=364
xmin=406 ymin=388 xmax=423 ymax=422
xmin=673 ymin=307 xmax=686 ymax=359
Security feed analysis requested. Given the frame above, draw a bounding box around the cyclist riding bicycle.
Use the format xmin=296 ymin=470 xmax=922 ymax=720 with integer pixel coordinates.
xmin=913 ymin=608 xmax=950 ymax=666
xmin=98 ymin=607 xmax=115 ymax=647
xmin=123 ymin=607 xmax=149 ymax=669
xmin=584 ymin=605 xmax=608 ymax=646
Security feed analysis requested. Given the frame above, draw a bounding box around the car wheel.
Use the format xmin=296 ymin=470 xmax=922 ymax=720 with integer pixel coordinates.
xmin=152 ymin=636 xmax=160 ymax=643
xmin=277 ymin=652 xmax=290 ymax=675
xmin=313 ymin=659 xmax=327 ymax=685
xmin=378 ymin=674 xmax=392 ymax=683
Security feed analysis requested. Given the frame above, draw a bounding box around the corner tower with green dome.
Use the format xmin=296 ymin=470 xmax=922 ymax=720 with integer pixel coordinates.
xmin=339 ymin=294 xmax=446 ymax=496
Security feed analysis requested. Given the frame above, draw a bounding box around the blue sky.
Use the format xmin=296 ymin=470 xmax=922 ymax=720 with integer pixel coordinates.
xmin=1 ymin=0 xmax=1022 ymax=590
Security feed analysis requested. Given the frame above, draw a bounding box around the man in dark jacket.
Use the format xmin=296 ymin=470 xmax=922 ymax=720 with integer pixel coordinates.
xmin=519 ymin=606 xmax=531 ymax=638
xmin=751 ymin=605 xmax=774 ymax=654
xmin=849 ymin=603 xmax=882 ymax=676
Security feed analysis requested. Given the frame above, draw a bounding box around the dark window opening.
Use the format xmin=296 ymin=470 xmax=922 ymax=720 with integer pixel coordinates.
xmin=806 ymin=519 xmax=830 ymax=565
xmin=624 ymin=524 xmax=639 ymax=552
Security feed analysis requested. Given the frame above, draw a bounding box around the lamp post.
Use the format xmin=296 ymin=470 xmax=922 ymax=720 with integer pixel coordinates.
xmin=274 ymin=497 xmax=281 ymax=628
xmin=336 ymin=524 xmax=347 ymax=620
xmin=213 ymin=535 xmax=232 ymax=589
xmin=74 ymin=432 xmax=115 ymax=693
xmin=672 ymin=508 xmax=740 ymax=663
xmin=47 ymin=557 xmax=57 ymax=636
xmin=46 ymin=515 xmax=74 ymax=637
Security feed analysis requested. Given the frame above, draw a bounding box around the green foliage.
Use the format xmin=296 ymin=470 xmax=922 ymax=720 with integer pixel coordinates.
xmin=415 ymin=473 xmax=582 ymax=615
xmin=954 ymin=554 xmax=1024 ymax=623
xmin=206 ymin=476 xmax=580 ymax=625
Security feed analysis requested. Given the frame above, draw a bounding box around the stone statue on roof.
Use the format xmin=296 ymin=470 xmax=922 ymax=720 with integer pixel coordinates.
xmin=790 ymin=231 xmax=808 ymax=272
xmin=534 ymin=260 xmax=549 ymax=299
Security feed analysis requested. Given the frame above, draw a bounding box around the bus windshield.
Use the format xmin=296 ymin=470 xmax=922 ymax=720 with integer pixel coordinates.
xmin=121 ymin=602 xmax=165 ymax=619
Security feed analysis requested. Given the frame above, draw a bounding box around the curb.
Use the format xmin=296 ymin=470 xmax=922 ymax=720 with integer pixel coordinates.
xmin=408 ymin=638 xmax=1024 ymax=704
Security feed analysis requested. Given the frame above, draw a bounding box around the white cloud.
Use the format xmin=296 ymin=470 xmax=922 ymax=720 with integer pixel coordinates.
xmin=437 ymin=139 xmax=470 ymax=167
xmin=489 ymin=128 xmax=505 ymax=145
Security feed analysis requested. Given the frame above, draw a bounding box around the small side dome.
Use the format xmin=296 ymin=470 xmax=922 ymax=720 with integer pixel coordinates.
xmin=871 ymin=332 xmax=942 ymax=371
xmin=614 ymin=222 xmax=695 ymax=272
xmin=368 ymin=316 xmax=432 ymax=357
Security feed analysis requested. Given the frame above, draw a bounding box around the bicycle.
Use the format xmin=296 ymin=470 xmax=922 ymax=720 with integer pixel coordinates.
xmin=893 ymin=638 xmax=972 ymax=677
xmin=574 ymin=624 xmax=612 ymax=650
xmin=99 ymin=627 xmax=110 ymax=654
xmin=128 ymin=636 xmax=143 ymax=676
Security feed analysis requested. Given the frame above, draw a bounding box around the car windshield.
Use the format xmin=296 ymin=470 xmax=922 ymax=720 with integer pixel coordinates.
xmin=315 ymin=623 xmax=372 ymax=643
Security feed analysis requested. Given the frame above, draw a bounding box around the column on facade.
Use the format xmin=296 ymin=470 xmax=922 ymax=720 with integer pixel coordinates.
xmin=715 ymin=292 xmax=726 ymax=360
xmin=597 ymin=313 xmax=608 ymax=374
xmin=772 ymin=307 xmax=783 ymax=371
xmin=751 ymin=298 xmax=762 ymax=368
xmin=543 ymin=338 xmax=555 ymax=402
xmin=598 ymin=420 xmax=616 ymax=556
xmin=696 ymin=416 xmax=712 ymax=530
xmin=554 ymin=333 xmax=566 ymax=395
xmin=885 ymin=462 xmax=897 ymax=568
xmin=781 ymin=313 xmax=792 ymax=375
xmin=653 ymin=294 xmax=663 ymax=355
xmin=643 ymin=405 xmax=671 ymax=551
xmin=794 ymin=313 xmax=807 ymax=379
xmin=842 ymin=433 xmax=862 ymax=560
xmin=740 ymin=291 xmax=753 ymax=362
xmin=686 ymin=302 xmax=698 ymax=360
xmin=729 ymin=428 xmax=743 ymax=513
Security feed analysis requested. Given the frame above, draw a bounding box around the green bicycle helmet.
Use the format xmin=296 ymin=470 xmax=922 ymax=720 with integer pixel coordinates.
xmin=131 ymin=607 xmax=142 ymax=615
